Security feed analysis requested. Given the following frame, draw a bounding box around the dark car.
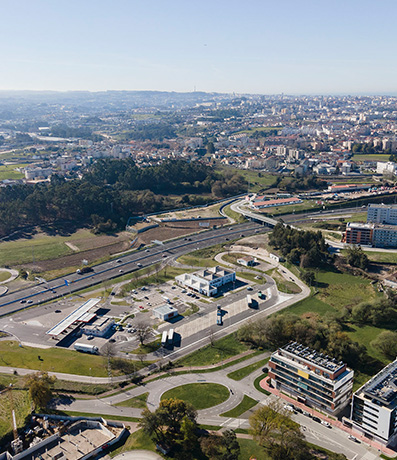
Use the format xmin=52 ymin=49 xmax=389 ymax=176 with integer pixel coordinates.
xmin=312 ymin=416 xmax=321 ymax=423
xmin=55 ymin=309 xmax=62 ymax=313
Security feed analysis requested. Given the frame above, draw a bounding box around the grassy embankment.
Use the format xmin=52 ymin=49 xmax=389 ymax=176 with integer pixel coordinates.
xmin=280 ymin=268 xmax=385 ymax=389
xmin=0 ymin=163 xmax=29 ymax=180
xmin=0 ymin=341 xmax=150 ymax=377
xmin=0 ymin=389 xmax=31 ymax=444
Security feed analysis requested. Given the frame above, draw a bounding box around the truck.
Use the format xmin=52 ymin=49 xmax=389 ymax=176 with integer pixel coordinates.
xmin=247 ymin=295 xmax=253 ymax=307
xmin=76 ymin=266 xmax=93 ymax=275
xmin=162 ymin=296 xmax=171 ymax=304
xmin=168 ymin=329 xmax=174 ymax=345
xmin=74 ymin=343 xmax=98 ymax=354
xmin=161 ymin=331 xmax=168 ymax=347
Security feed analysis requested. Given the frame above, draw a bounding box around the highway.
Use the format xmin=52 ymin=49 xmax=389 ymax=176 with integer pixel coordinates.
xmin=0 ymin=221 xmax=266 ymax=317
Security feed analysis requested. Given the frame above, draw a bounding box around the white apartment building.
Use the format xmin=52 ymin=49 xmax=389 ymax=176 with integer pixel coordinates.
xmin=367 ymin=204 xmax=397 ymax=225
xmin=377 ymin=162 xmax=397 ymax=175
xmin=351 ymin=359 xmax=397 ymax=445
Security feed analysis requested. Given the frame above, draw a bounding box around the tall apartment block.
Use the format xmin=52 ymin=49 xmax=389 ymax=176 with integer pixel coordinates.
xmin=268 ymin=342 xmax=354 ymax=414
xmin=367 ymin=204 xmax=397 ymax=225
xmin=351 ymin=359 xmax=397 ymax=445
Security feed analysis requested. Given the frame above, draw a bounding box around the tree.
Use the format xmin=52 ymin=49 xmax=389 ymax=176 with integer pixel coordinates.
xmin=25 ymin=372 xmax=56 ymax=410
xmin=140 ymin=398 xmax=198 ymax=450
xmin=301 ymin=270 xmax=315 ymax=286
xmin=135 ymin=322 xmax=152 ymax=346
xmin=200 ymin=430 xmax=240 ymax=460
xmin=346 ymin=246 xmax=369 ymax=270
xmin=371 ymin=331 xmax=397 ymax=359
xmin=249 ymin=402 xmax=307 ymax=460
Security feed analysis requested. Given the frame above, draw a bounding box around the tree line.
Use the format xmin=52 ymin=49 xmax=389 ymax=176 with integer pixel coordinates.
xmin=0 ymin=159 xmax=246 ymax=237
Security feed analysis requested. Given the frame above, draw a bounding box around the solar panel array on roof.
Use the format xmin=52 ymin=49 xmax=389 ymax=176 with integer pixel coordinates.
xmin=283 ymin=342 xmax=344 ymax=373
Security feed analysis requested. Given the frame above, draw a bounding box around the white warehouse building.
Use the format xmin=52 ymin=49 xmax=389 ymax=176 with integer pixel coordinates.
xmin=175 ymin=266 xmax=236 ymax=296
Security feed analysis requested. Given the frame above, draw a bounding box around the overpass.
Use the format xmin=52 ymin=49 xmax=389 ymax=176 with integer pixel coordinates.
xmin=230 ymin=200 xmax=279 ymax=227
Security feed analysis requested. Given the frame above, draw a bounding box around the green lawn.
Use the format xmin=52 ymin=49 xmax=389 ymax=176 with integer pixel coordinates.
xmin=0 ymin=163 xmax=29 ymax=180
xmin=223 ymin=204 xmax=247 ymax=223
xmin=253 ymin=373 xmax=270 ymax=396
xmin=346 ymin=324 xmax=389 ymax=365
xmin=353 ymin=154 xmax=390 ymax=162
xmin=109 ymin=429 xmax=158 ymax=458
xmin=238 ymin=438 xmax=269 ymax=459
xmin=0 ymin=341 xmax=147 ymax=377
xmin=0 ymin=389 xmax=31 ymax=443
xmin=0 ymin=271 xmax=12 ymax=282
xmin=115 ymin=392 xmax=148 ymax=409
xmin=340 ymin=250 xmax=397 ymax=264
xmin=280 ymin=295 xmax=337 ymax=317
xmin=220 ymin=395 xmax=258 ymax=417
xmin=161 ymin=383 xmax=230 ymax=410
xmin=176 ymin=334 xmax=250 ymax=367
xmin=227 ymin=358 xmax=269 ymax=381
xmin=178 ymin=254 xmax=218 ymax=268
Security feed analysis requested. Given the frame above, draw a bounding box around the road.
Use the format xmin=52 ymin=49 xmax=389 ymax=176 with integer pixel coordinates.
xmin=0 ymin=221 xmax=266 ymax=317
xmin=54 ymin=352 xmax=380 ymax=460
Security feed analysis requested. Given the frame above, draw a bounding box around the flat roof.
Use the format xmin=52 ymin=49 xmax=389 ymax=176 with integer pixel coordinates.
xmin=360 ymin=359 xmax=397 ymax=408
xmin=153 ymin=304 xmax=178 ymax=315
xmin=280 ymin=342 xmax=345 ymax=374
xmin=46 ymin=298 xmax=101 ymax=336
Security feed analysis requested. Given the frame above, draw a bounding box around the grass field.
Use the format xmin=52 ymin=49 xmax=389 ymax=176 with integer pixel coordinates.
xmin=109 ymin=429 xmax=158 ymax=458
xmin=115 ymin=392 xmax=148 ymax=409
xmin=223 ymin=204 xmax=247 ymax=223
xmin=217 ymin=165 xmax=276 ymax=193
xmin=0 ymin=389 xmax=31 ymax=443
xmin=227 ymin=358 xmax=269 ymax=381
xmin=161 ymin=383 xmax=230 ymax=410
xmin=353 ymin=154 xmax=390 ymax=162
xmin=0 ymin=163 xmax=29 ymax=180
xmin=176 ymin=334 xmax=250 ymax=367
xmin=220 ymin=395 xmax=258 ymax=418
xmin=0 ymin=341 xmax=148 ymax=377
xmin=340 ymin=249 xmax=397 ymax=264
xmin=266 ymin=268 xmax=301 ymax=294
xmin=0 ymin=271 xmax=12 ymax=282
xmin=260 ymin=200 xmax=320 ymax=216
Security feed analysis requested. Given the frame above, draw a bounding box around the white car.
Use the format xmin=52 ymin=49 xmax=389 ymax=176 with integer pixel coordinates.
xmin=321 ymin=420 xmax=331 ymax=427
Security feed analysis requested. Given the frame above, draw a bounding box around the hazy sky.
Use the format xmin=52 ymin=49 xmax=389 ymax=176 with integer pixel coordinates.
xmin=1 ymin=0 xmax=396 ymax=94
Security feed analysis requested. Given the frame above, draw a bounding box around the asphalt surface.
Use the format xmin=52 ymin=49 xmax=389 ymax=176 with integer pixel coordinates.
xmin=0 ymin=221 xmax=266 ymax=317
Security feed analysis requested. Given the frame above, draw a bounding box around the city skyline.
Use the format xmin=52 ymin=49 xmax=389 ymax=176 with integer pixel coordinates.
xmin=1 ymin=0 xmax=397 ymax=95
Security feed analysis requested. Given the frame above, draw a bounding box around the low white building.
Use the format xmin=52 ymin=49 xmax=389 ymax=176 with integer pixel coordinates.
xmin=153 ymin=305 xmax=179 ymax=321
xmin=175 ymin=266 xmax=236 ymax=296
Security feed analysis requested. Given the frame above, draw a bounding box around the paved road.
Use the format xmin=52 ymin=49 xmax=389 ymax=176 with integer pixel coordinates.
xmin=0 ymin=222 xmax=266 ymax=317
xmin=112 ymin=450 xmax=162 ymax=460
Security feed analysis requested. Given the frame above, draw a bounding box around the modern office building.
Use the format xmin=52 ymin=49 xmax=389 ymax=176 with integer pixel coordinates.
xmin=175 ymin=266 xmax=236 ymax=296
xmin=351 ymin=359 xmax=397 ymax=445
xmin=367 ymin=204 xmax=397 ymax=225
xmin=268 ymin=342 xmax=354 ymax=414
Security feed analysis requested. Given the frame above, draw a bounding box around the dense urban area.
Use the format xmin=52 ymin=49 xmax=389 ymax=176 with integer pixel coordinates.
xmin=1 ymin=90 xmax=397 ymax=460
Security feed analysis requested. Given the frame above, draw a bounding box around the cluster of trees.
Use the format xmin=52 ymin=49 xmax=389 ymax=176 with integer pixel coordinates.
xmin=237 ymin=313 xmax=367 ymax=369
xmin=269 ymin=224 xmax=330 ymax=269
xmin=249 ymin=402 xmax=346 ymax=460
xmin=48 ymin=124 xmax=103 ymax=141
xmin=351 ymin=142 xmax=383 ymax=154
xmin=118 ymin=123 xmax=176 ymax=141
xmin=0 ymin=159 xmax=246 ymax=237
xmin=349 ymin=291 xmax=397 ymax=331
xmin=140 ymin=397 xmax=241 ymax=459
xmin=345 ymin=246 xmax=369 ymax=270
xmin=274 ymin=175 xmax=326 ymax=192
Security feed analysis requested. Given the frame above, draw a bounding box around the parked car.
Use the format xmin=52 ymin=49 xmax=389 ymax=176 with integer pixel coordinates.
xmin=312 ymin=416 xmax=321 ymax=423
xmin=321 ymin=420 xmax=331 ymax=428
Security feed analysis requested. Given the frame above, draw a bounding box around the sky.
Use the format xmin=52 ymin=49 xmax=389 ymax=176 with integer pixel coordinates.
xmin=1 ymin=0 xmax=396 ymax=95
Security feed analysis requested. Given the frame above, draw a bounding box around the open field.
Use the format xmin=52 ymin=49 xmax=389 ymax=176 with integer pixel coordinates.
xmin=353 ymin=153 xmax=390 ymax=162
xmin=220 ymin=395 xmax=258 ymax=417
xmin=176 ymin=334 xmax=250 ymax=367
xmin=259 ymin=199 xmax=320 ymax=216
xmin=0 ymin=341 xmax=149 ymax=377
xmin=0 ymin=228 xmax=132 ymax=272
xmin=227 ymin=358 xmax=269 ymax=381
xmin=0 ymin=389 xmax=31 ymax=443
xmin=161 ymin=382 xmax=230 ymax=410
xmin=0 ymin=272 xmax=12 ymax=282
xmin=0 ymin=163 xmax=29 ymax=180
xmin=340 ymin=249 xmax=397 ymax=264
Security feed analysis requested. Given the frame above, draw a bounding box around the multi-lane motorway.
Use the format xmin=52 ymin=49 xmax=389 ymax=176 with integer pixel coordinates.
xmin=0 ymin=221 xmax=267 ymax=317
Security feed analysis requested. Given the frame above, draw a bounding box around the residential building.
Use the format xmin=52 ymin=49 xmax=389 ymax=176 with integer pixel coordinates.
xmin=268 ymin=342 xmax=354 ymax=415
xmin=344 ymin=222 xmax=374 ymax=246
xmin=377 ymin=162 xmax=397 ymax=175
xmin=372 ymin=225 xmax=397 ymax=248
xmin=351 ymin=359 xmax=397 ymax=445
xmin=367 ymin=204 xmax=397 ymax=225
xmin=175 ymin=266 xmax=236 ymax=296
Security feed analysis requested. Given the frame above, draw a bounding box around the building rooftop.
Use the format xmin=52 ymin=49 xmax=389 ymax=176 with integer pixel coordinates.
xmin=153 ymin=304 xmax=178 ymax=315
xmin=281 ymin=342 xmax=345 ymax=374
xmin=359 ymin=359 xmax=397 ymax=408
xmin=346 ymin=222 xmax=374 ymax=229
xmin=368 ymin=203 xmax=397 ymax=209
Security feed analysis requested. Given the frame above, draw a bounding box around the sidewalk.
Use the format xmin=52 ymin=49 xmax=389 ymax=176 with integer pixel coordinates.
xmin=260 ymin=376 xmax=397 ymax=458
